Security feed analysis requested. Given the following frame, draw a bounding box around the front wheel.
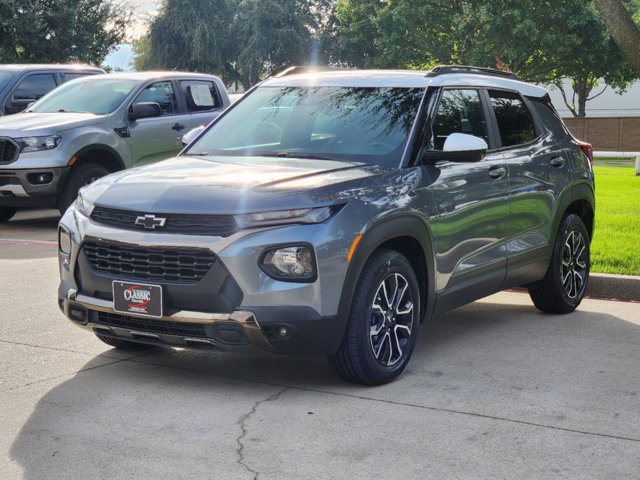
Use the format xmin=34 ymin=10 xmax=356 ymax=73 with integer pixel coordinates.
xmin=329 ymin=249 xmax=421 ymax=385
xmin=529 ymin=213 xmax=590 ymax=313
xmin=57 ymin=163 xmax=109 ymax=214
xmin=0 ymin=206 xmax=17 ymax=223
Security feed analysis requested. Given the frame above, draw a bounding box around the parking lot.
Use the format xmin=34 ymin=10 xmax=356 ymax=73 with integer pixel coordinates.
xmin=1 ymin=209 xmax=639 ymax=479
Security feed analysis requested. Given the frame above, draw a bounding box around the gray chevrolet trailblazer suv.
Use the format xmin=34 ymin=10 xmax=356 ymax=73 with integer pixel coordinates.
xmin=57 ymin=66 xmax=595 ymax=385
xmin=0 ymin=71 xmax=229 ymax=221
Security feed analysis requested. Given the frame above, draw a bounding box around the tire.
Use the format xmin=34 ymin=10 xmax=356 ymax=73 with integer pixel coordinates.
xmin=329 ymin=249 xmax=421 ymax=385
xmin=0 ymin=207 xmax=17 ymax=223
xmin=57 ymin=163 xmax=109 ymax=214
xmin=94 ymin=333 xmax=157 ymax=350
xmin=529 ymin=213 xmax=590 ymax=314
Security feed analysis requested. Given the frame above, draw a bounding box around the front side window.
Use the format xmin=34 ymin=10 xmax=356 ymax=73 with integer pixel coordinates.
xmin=30 ymin=77 xmax=138 ymax=115
xmin=0 ymin=72 xmax=16 ymax=93
xmin=186 ymin=86 xmax=424 ymax=167
xmin=489 ymin=90 xmax=537 ymax=147
xmin=181 ymin=80 xmax=220 ymax=112
xmin=430 ymin=89 xmax=489 ymax=150
xmin=63 ymin=72 xmax=94 ymax=83
xmin=133 ymin=81 xmax=177 ymax=116
xmin=13 ymin=74 xmax=57 ymax=101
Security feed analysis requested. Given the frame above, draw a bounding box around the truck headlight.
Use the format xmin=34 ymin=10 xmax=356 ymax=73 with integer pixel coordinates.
xmin=15 ymin=135 xmax=61 ymax=153
xmin=260 ymin=244 xmax=317 ymax=282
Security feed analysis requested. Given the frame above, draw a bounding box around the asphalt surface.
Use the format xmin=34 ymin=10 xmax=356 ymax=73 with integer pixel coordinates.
xmin=1 ymin=210 xmax=639 ymax=479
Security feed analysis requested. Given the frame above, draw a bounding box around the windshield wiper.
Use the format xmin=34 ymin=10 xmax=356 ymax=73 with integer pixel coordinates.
xmin=260 ymin=151 xmax=335 ymax=161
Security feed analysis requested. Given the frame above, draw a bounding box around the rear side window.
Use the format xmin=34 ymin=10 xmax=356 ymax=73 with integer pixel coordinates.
xmin=431 ymin=89 xmax=489 ymax=150
xmin=181 ymin=80 xmax=221 ymax=112
xmin=528 ymin=97 xmax=568 ymax=138
xmin=488 ymin=90 xmax=536 ymax=147
xmin=12 ymin=73 xmax=57 ymax=101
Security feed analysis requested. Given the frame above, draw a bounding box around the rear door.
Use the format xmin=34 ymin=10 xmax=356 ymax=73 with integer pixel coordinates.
xmin=487 ymin=91 xmax=572 ymax=286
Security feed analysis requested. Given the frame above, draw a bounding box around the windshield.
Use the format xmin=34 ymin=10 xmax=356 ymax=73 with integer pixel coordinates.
xmin=186 ymin=86 xmax=425 ymax=167
xmin=29 ymin=77 xmax=139 ymax=114
xmin=0 ymin=72 xmax=15 ymax=92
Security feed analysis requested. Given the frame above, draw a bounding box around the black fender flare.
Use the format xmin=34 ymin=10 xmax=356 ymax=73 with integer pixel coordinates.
xmin=552 ymin=181 xmax=595 ymax=241
xmin=336 ymin=214 xmax=437 ymax=330
xmin=72 ymin=144 xmax=125 ymax=170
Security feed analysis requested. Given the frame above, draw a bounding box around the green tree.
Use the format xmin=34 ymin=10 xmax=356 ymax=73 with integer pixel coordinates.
xmin=334 ymin=0 xmax=638 ymax=117
xmin=0 ymin=0 xmax=128 ymax=64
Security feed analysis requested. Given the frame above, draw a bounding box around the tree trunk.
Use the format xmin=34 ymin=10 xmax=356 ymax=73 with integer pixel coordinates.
xmin=594 ymin=0 xmax=640 ymax=76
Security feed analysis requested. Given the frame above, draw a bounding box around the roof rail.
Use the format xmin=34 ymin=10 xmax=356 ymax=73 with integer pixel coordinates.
xmin=272 ymin=66 xmax=345 ymax=78
xmin=426 ymin=65 xmax=520 ymax=80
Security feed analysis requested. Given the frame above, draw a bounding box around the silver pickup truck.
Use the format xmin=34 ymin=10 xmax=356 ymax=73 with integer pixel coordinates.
xmin=0 ymin=71 xmax=229 ymax=221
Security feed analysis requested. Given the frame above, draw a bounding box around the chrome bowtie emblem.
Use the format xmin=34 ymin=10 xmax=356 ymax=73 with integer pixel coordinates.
xmin=135 ymin=214 xmax=167 ymax=229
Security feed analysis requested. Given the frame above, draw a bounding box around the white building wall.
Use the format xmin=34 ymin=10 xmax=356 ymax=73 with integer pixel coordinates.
xmin=547 ymin=79 xmax=640 ymax=118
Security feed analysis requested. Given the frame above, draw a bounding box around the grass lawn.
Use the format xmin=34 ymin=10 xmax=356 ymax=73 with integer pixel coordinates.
xmin=591 ymin=165 xmax=640 ymax=276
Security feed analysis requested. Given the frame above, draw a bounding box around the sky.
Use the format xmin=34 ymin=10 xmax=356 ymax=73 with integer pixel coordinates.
xmin=104 ymin=0 xmax=159 ymax=71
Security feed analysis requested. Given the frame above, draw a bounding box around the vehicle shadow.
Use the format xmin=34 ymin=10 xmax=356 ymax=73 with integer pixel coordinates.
xmin=8 ymin=299 xmax=640 ymax=479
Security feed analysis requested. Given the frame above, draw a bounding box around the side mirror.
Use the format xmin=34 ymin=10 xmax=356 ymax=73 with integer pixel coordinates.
xmin=129 ymin=102 xmax=162 ymax=120
xmin=442 ymin=133 xmax=488 ymax=162
xmin=181 ymin=125 xmax=205 ymax=147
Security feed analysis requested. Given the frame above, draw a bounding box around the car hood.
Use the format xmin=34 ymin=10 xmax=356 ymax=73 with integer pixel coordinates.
xmin=0 ymin=112 xmax=103 ymax=136
xmin=90 ymin=155 xmax=391 ymax=214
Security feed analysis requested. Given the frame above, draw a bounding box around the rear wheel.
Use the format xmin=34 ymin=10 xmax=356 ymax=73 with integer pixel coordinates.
xmin=95 ymin=334 xmax=157 ymax=351
xmin=329 ymin=249 xmax=421 ymax=385
xmin=57 ymin=163 xmax=109 ymax=214
xmin=529 ymin=213 xmax=590 ymax=313
xmin=0 ymin=207 xmax=17 ymax=223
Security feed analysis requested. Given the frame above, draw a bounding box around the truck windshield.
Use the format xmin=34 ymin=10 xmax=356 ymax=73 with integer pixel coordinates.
xmin=0 ymin=72 xmax=15 ymax=93
xmin=29 ymin=77 xmax=139 ymax=115
xmin=186 ymin=86 xmax=425 ymax=167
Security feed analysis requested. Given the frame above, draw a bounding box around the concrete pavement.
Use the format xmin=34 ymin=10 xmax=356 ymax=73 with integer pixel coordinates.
xmin=1 ymin=218 xmax=639 ymax=479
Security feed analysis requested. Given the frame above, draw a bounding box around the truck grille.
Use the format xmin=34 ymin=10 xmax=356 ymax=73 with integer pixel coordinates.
xmin=83 ymin=240 xmax=216 ymax=284
xmin=90 ymin=206 xmax=238 ymax=237
xmin=0 ymin=139 xmax=19 ymax=164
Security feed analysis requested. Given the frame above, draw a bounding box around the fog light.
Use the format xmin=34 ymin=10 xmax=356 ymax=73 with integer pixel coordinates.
xmin=58 ymin=227 xmax=72 ymax=255
xmin=27 ymin=172 xmax=53 ymax=185
xmin=68 ymin=303 xmax=87 ymax=324
xmin=260 ymin=244 xmax=317 ymax=282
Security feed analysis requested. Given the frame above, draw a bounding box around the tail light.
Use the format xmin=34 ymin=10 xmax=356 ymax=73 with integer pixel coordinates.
xmin=576 ymin=140 xmax=593 ymax=164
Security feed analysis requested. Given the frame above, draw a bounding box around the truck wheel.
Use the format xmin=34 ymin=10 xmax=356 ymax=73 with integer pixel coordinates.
xmin=0 ymin=207 xmax=17 ymax=223
xmin=529 ymin=214 xmax=590 ymax=313
xmin=95 ymin=334 xmax=157 ymax=350
xmin=329 ymin=249 xmax=421 ymax=385
xmin=57 ymin=163 xmax=109 ymax=214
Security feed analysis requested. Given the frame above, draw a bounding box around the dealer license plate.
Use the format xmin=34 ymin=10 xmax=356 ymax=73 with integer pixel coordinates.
xmin=112 ymin=281 xmax=163 ymax=318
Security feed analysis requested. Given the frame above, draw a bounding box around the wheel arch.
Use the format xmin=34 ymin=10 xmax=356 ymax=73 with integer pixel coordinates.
xmin=72 ymin=145 xmax=125 ymax=173
xmin=554 ymin=182 xmax=595 ymax=241
xmin=337 ymin=215 xmax=436 ymax=326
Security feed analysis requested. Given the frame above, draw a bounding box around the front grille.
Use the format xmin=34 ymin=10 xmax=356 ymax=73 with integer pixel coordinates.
xmin=0 ymin=139 xmax=19 ymax=164
xmin=95 ymin=311 xmax=207 ymax=337
xmin=90 ymin=206 xmax=238 ymax=237
xmin=83 ymin=240 xmax=216 ymax=284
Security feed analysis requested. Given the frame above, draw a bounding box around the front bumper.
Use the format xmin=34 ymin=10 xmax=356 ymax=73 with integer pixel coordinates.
xmin=59 ymin=289 xmax=343 ymax=355
xmin=0 ymin=166 xmax=68 ymax=207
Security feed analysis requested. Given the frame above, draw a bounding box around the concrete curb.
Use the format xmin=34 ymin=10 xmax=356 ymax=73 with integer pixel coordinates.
xmin=587 ymin=273 xmax=640 ymax=303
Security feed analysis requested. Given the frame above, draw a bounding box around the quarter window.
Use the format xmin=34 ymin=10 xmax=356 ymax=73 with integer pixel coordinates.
xmin=431 ymin=89 xmax=489 ymax=150
xmin=181 ymin=80 xmax=220 ymax=112
xmin=133 ymin=81 xmax=178 ymax=116
xmin=489 ymin=90 xmax=536 ymax=147
xmin=12 ymin=74 xmax=57 ymax=101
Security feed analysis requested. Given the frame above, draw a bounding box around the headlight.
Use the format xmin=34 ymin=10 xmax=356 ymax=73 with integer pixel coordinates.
xmin=74 ymin=189 xmax=94 ymax=217
xmin=234 ymin=206 xmax=337 ymax=229
xmin=260 ymin=244 xmax=317 ymax=282
xmin=58 ymin=226 xmax=72 ymax=255
xmin=15 ymin=135 xmax=61 ymax=153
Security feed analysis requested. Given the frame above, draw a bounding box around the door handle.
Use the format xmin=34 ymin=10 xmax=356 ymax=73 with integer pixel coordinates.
xmin=488 ymin=166 xmax=507 ymax=179
xmin=172 ymin=123 xmax=186 ymax=131
xmin=550 ymin=156 xmax=565 ymax=168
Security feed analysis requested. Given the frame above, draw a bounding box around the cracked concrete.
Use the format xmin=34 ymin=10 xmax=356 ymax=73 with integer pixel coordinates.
xmin=236 ymin=388 xmax=288 ymax=480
